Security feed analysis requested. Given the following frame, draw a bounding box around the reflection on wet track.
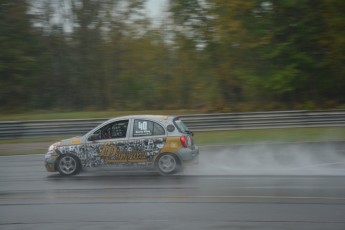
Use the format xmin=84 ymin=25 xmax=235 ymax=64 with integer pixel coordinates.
xmin=1 ymin=142 xmax=345 ymax=230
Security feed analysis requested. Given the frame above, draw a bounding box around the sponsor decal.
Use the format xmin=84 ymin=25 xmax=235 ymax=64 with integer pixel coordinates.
xmin=98 ymin=143 xmax=147 ymax=163
xmin=71 ymin=139 xmax=81 ymax=144
xmin=58 ymin=138 xmax=166 ymax=167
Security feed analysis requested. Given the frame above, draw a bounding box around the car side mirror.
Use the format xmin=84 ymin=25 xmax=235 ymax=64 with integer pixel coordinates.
xmin=88 ymin=134 xmax=99 ymax=141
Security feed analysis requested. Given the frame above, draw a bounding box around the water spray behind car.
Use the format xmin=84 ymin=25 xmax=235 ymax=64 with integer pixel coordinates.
xmin=185 ymin=142 xmax=345 ymax=176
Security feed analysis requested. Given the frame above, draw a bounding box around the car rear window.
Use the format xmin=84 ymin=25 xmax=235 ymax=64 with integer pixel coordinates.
xmin=174 ymin=119 xmax=189 ymax=133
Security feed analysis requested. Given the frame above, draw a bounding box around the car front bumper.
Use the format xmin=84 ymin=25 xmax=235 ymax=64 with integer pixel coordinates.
xmin=44 ymin=152 xmax=57 ymax=172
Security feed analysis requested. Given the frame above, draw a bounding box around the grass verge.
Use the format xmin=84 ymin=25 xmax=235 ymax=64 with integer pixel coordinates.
xmin=0 ymin=150 xmax=43 ymax=156
xmin=194 ymin=127 xmax=345 ymax=146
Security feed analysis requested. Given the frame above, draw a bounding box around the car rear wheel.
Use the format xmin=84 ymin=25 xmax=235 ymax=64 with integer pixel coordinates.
xmin=156 ymin=153 xmax=180 ymax=175
xmin=56 ymin=154 xmax=81 ymax=176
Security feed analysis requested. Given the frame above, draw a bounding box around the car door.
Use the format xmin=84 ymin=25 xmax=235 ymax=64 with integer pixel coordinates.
xmin=84 ymin=119 xmax=130 ymax=166
xmin=128 ymin=119 xmax=167 ymax=164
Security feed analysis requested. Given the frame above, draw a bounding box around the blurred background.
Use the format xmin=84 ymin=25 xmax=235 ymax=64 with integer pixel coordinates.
xmin=1 ymin=0 xmax=344 ymax=114
xmin=1 ymin=3 xmax=345 ymax=229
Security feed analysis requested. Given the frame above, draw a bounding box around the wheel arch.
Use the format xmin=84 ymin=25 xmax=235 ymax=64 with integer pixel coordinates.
xmin=154 ymin=152 xmax=182 ymax=167
xmin=54 ymin=152 xmax=82 ymax=172
xmin=154 ymin=152 xmax=183 ymax=175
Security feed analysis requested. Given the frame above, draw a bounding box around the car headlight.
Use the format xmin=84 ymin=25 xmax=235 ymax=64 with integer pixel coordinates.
xmin=45 ymin=151 xmax=58 ymax=160
xmin=48 ymin=142 xmax=61 ymax=152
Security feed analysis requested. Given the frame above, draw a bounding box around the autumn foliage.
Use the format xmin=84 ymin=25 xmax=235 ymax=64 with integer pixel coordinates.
xmin=0 ymin=0 xmax=344 ymax=112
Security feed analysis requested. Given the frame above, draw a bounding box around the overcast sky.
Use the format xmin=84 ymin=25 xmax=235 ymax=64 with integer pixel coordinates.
xmin=145 ymin=0 xmax=168 ymax=21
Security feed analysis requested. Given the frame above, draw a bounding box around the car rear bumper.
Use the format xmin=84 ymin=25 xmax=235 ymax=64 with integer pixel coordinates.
xmin=177 ymin=145 xmax=199 ymax=165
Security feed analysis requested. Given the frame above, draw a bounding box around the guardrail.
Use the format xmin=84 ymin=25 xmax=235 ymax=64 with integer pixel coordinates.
xmin=0 ymin=110 xmax=344 ymax=139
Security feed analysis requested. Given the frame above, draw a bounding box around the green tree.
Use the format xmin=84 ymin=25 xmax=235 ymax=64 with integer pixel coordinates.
xmin=320 ymin=0 xmax=345 ymax=105
xmin=168 ymin=0 xmax=345 ymax=110
xmin=168 ymin=0 xmax=259 ymax=109
xmin=0 ymin=1 xmax=40 ymax=110
xmin=32 ymin=0 xmax=147 ymax=110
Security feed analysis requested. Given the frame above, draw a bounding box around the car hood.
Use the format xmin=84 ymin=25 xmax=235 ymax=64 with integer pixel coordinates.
xmin=60 ymin=136 xmax=84 ymax=146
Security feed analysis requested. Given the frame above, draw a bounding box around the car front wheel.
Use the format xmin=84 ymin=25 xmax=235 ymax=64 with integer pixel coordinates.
xmin=56 ymin=154 xmax=81 ymax=176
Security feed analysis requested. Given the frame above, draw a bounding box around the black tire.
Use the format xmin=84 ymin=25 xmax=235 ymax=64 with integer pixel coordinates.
xmin=155 ymin=153 xmax=180 ymax=175
xmin=56 ymin=154 xmax=81 ymax=176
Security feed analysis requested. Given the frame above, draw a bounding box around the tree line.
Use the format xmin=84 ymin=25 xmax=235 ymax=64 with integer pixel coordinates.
xmin=0 ymin=0 xmax=344 ymax=113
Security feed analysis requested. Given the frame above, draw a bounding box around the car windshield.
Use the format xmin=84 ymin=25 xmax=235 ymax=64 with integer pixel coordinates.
xmin=174 ymin=119 xmax=189 ymax=133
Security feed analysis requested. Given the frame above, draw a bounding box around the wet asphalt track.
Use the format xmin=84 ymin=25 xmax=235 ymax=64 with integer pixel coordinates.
xmin=1 ymin=142 xmax=345 ymax=230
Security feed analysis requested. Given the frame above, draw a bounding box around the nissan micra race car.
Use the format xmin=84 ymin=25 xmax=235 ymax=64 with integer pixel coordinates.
xmin=45 ymin=115 xmax=199 ymax=176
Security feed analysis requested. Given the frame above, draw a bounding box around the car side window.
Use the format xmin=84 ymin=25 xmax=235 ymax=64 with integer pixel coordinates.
xmin=94 ymin=120 xmax=129 ymax=140
xmin=133 ymin=120 xmax=165 ymax=137
xmin=153 ymin=122 xmax=165 ymax=135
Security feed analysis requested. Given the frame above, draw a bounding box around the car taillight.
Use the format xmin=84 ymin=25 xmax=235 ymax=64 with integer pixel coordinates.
xmin=180 ymin=136 xmax=188 ymax=148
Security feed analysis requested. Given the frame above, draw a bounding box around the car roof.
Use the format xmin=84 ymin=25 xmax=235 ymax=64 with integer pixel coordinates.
xmin=108 ymin=115 xmax=175 ymax=121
